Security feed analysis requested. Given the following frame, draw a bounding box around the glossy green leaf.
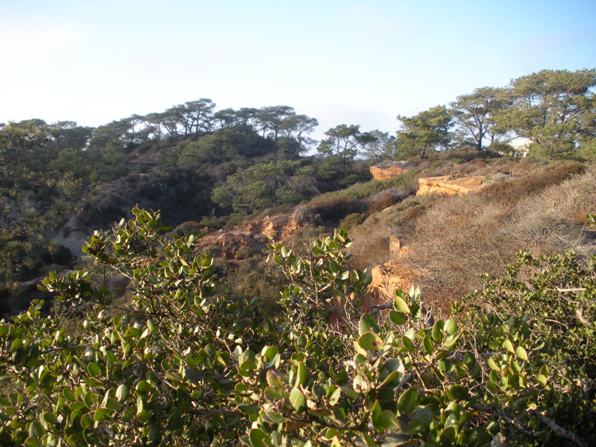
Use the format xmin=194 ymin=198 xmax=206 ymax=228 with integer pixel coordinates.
xmin=502 ymin=339 xmax=515 ymax=354
xmin=116 ymin=384 xmax=129 ymax=402
xmin=515 ymin=346 xmax=528 ymax=361
xmin=397 ymin=388 xmax=418 ymax=413
xmin=444 ymin=319 xmax=456 ymax=335
xmin=87 ymin=362 xmax=101 ymax=377
xmin=358 ymin=332 xmax=382 ymax=351
xmin=372 ymin=401 xmax=396 ymax=432
xmin=289 ymin=387 xmax=306 ymax=412
xmin=94 ymin=407 xmax=111 ymax=422
xmin=295 ymin=361 xmax=307 ymax=387
xmin=431 ymin=320 xmax=444 ymax=342
xmin=28 ymin=421 xmax=43 ymax=438
xmin=394 ymin=295 xmax=411 ymax=314
xmin=249 ymin=428 xmax=271 ymax=447
xmin=487 ymin=357 xmax=500 ymax=372
xmin=402 ymin=335 xmax=415 ymax=351
xmin=390 ymin=311 xmax=407 ymax=325
xmin=359 ymin=314 xmax=379 ymax=335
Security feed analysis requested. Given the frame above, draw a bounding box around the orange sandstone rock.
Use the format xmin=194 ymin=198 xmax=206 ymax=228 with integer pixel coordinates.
xmin=416 ymin=175 xmax=486 ymax=197
xmin=194 ymin=207 xmax=306 ymax=260
xmin=369 ymin=161 xmax=408 ymax=181
xmin=388 ymin=235 xmax=401 ymax=256
xmin=368 ymin=260 xmax=420 ymax=304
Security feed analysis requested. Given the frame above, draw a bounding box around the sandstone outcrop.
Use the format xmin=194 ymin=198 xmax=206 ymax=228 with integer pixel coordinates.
xmin=368 ymin=260 xmax=419 ymax=304
xmin=195 ymin=208 xmax=306 ymax=260
xmin=369 ymin=161 xmax=408 ymax=181
xmin=416 ymin=175 xmax=486 ymax=197
xmin=389 ymin=235 xmax=410 ymax=258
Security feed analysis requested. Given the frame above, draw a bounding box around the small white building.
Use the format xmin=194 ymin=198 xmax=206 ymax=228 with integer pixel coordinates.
xmin=508 ymin=137 xmax=534 ymax=157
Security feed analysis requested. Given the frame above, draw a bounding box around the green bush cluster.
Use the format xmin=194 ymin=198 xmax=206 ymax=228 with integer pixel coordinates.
xmin=0 ymin=209 xmax=593 ymax=446
xmin=0 ymin=116 xmax=371 ymax=303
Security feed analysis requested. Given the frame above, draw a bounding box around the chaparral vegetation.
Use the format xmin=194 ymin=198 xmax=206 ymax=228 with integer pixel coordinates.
xmin=1 ymin=68 xmax=595 ymax=446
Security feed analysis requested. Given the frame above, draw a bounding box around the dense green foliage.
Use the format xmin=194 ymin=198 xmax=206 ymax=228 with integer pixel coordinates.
xmin=0 ymin=209 xmax=593 ymax=446
xmin=397 ymin=68 xmax=595 ymax=159
xmin=494 ymin=69 xmax=595 ymax=156
xmin=1 ymin=68 xmax=593 ymax=308
xmin=211 ymin=160 xmax=320 ymax=214
xmin=450 ymin=87 xmax=510 ymax=150
xmin=0 ymin=104 xmax=366 ymax=307
xmin=0 ymin=119 xmax=120 ymax=301
xmin=460 ymin=251 xmax=595 ymax=443
xmin=396 ymin=106 xmax=454 ymax=160
xmin=0 ymin=69 xmax=594 ymax=444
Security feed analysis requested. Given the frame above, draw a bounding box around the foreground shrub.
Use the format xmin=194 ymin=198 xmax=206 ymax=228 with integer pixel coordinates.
xmin=0 ymin=209 xmax=593 ymax=446
xmin=459 ymin=251 xmax=595 ymax=445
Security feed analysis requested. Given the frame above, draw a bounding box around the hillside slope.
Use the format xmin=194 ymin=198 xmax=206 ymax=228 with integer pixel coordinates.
xmin=350 ymin=161 xmax=593 ymax=308
xmin=170 ymin=153 xmax=594 ymax=310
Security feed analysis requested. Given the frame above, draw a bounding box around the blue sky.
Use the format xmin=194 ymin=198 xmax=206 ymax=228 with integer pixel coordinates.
xmin=1 ymin=0 xmax=594 ymax=136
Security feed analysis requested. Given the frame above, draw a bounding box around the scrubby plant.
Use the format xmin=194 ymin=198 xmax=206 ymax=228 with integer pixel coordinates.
xmin=0 ymin=209 xmax=593 ymax=446
xmin=0 ymin=208 xmax=255 ymax=445
xmin=459 ymin=251 xmax=595 ymax=445
xmin=242 ymin=250 xmax=594 ymax=446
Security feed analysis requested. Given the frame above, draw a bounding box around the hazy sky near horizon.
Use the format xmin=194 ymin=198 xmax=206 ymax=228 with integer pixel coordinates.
xmin=1 ymin=0 xmax=595 ymax=136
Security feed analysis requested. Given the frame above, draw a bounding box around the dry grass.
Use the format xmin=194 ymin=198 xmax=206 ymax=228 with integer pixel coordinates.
xmin=364 ymin=185 xmax=417 ymax=213
xmin=347 ymin=195 xmax=437 ymax=269
xmin=401 ymin=162 xmax=593 ymax=309
xmin=478 ymin=160 xmax=585 ymax=202
xmin=297 ymin=171 xmax=419 ymax=227
xmin=508 ymin=167 xmax=595 ymax=256
xmin=309 ymin=170 xmax=418 ymax=204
